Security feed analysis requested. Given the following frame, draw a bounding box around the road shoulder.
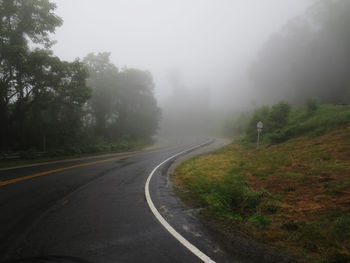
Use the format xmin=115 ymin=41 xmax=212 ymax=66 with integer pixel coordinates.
xmin=153 ymin=138 xmax=298 ymax=263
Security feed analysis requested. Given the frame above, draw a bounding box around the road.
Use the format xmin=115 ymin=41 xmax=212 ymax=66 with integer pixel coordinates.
xmin=0 ymin=138 xmax=234 ymax=263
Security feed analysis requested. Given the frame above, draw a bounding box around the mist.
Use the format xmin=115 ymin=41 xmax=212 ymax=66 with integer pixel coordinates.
xmin=50 ymin=0 xmax=315 ymax=137
xmin=2 ymin=2 xmax=350 ymax=261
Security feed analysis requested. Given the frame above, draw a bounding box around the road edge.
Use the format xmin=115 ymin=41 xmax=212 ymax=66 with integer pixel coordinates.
xmin=166 ymin=143 xmax=299 ymax=263
xmin=145 ymin=140 xmax=216 ymax=263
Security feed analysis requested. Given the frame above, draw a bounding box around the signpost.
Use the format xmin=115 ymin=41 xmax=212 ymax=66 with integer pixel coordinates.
xmin=257 ymin=121 xmax=263 ymax=149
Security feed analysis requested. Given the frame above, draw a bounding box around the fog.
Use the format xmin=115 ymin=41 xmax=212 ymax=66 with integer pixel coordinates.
xmin=51 ymin=0 xmax=315 ymax=136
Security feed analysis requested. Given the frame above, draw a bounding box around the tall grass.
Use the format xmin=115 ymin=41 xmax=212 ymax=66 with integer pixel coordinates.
xmin=177 ymin=165 xmax=275 ymax=226
xmin=243 ymin=103 xmax=350 ymax=145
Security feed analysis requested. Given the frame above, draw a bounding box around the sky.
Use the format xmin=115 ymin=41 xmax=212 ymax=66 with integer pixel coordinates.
xmin=51 ymin=0 xmax=314 ymax=109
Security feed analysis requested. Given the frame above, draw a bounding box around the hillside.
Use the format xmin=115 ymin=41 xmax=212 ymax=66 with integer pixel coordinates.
xmin=174 ymin=106 xmax=350 ymax=263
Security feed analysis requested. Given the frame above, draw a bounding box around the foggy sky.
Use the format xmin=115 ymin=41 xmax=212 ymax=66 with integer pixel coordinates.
xmin=51 ymin=0 xmax=314 ymax=109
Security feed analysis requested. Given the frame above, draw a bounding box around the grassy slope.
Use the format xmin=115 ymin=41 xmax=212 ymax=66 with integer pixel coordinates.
xmin=174 ymin=126 xmax=350 ymax=263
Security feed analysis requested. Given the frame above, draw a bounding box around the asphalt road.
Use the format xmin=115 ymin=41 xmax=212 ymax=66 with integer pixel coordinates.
xmin=0 ymin=138 xmax=234 ymax=263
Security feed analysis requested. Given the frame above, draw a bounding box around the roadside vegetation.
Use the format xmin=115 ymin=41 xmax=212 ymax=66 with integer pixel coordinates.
xmin=0 ymin=1 xmax=160 ymax=163
xmin=0 ymin=139 xmax=151 ymax=169
xmin=224 ymin=102 xmax=350 ymax=145
xmin=174 ymin=103 xmax=350 ymax=263
xmin=175 ymin=1 xmax=350 ymax=261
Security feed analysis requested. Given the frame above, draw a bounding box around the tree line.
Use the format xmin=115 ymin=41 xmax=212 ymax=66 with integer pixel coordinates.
xmin=249 ymin=0 xmax=350 ymax=106
xmin=0 ymin=0 xmax=160 ymax=155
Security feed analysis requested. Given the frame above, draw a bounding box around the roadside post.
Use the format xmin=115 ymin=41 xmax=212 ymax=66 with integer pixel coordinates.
xmin=257 ymin=121 xmax=263 ymax=149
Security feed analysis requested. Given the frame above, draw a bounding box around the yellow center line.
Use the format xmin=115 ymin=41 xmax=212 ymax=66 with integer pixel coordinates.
xmin=0 ymin=154 xmax=136 ymax=187
xmin=0 ymin=144 xmax=188 ymax=188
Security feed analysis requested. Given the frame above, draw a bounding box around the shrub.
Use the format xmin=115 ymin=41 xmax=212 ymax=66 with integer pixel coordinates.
xmin=244 ymin=103 xmax=350 ymax=145
xmin=306 ymin=99 xmax=319 ymax=113
xmin=269 ymin=101 xmax=291 ymax=129
xmin=245 ymin=102 xmax=292 ymax=144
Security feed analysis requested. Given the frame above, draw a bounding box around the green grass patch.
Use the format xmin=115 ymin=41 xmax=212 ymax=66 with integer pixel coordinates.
xmin=174 ymin=123 xmax=350 ymax=263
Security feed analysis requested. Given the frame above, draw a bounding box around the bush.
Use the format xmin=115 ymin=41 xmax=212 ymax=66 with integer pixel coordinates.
xmin=269 ymin=101 xmax=291 ymax=129
xmin=245 ymin=105 xmax=271 ymax=142
xmin=245 ymin=102 xmax=292 ymax=143
xmin=306 ymin=99 xmax=319 ymax=113
xmin=244 ymin=103 xmax=350 ymax=145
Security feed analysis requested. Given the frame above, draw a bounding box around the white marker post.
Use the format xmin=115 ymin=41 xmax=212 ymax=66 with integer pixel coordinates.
xmin=257 ymin=121 xmax=263 ymax=149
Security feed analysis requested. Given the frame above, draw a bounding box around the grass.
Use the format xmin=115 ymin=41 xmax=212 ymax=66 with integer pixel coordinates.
xmin=286 ymin=104 xmax=350 ymax=138
xmin=0 ymin=140 xmax=152 ymax=169
xmin=174 ymin=125 xmax=350 ymax=263
xmin=244 ymin=104 xmax=350 ymax=145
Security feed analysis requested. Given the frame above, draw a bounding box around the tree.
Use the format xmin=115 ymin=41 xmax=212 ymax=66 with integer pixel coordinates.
xmin=0 ymin=0 xmax=90 ymax=151
xmin=249 ymin=0 xmax=350 ymax=106
xmin=83 ymin=53 xmax=161 ymax=142
xmin=83 ymin=52 xmax=120 ymax=139
xmin=117 ymin=68 xmax=161 ymax=140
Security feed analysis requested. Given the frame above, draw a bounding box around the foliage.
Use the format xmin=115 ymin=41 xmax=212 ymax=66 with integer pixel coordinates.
xmin=199 ymin=169 xmax=265 ymax=218
xmin=249 ymin=0 xmax=350 ymax=106
xmin=83 ymin=53 xmax=161 ymax=142
xmin=333 ymin=213 xmax=350 ymax=241
xmin=248 ymin=213 xmax=271 ymax=229
xmin=0 ymin=1 xmax=160 ymax=156
xmin=245 ymin=102 xmax=291 ymax=144
xmin=306 ymin=99 xmax=319 ymax=113
xmin=117 ymin=68 xmax=161 ymax=139
xmin=175 ymin=125 xmax=350 ymax=263
xmin=83 ymin=52 xmax=120 ymax=139
xmin=244 ymin=103 xmax=350 ymax=145
xmin=0 ymin=0 xmax=91 ymax=151
xmin=176 ymin=155 xmax=272 ymax=221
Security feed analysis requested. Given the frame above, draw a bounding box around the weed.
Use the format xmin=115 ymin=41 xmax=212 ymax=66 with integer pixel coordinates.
xmin=264 ymin=200 xmax=281 ymax=214
xmin=324 ymin=181 xmax=350 ymax=194
xmin=284 ymin=183 xmax=297 ymax=192
xmin=279 ymin=172 xmax=305 ymax=180
xmin=282 ymin=221 xmax=300 ymax=231
xmin=254 ymin=168 xmax=275 ymax=178
xmin=333 ymin=213 xmax=350 ymax=240
xmin=248 ymin=213 xmax=271 ymax=229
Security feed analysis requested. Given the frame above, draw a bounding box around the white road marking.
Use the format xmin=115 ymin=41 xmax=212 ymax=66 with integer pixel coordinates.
xmin=145 ymin=141 xmax=216 ymax=263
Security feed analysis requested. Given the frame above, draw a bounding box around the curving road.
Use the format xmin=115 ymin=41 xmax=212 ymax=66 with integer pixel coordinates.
xmin=0 ymin=138 xmax=235 ymax=263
